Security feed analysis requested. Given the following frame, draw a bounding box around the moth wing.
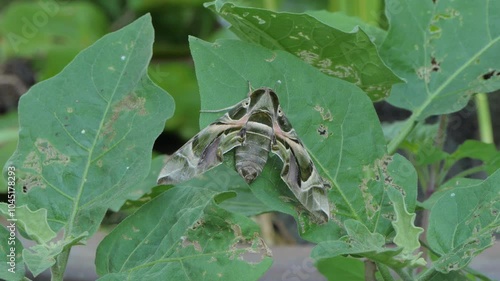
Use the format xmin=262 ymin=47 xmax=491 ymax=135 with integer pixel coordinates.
xmin=272 ymin=120 xmax=331 ymax=222
xmin=157 ymin=123 xmax=243 ymax=185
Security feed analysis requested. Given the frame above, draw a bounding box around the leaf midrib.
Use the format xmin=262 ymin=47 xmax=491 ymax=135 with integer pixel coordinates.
xmin=65 ymin=22 xmax=148 ymax=236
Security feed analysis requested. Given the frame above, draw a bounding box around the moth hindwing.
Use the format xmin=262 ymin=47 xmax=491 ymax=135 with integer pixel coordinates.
xmin=158 ymin=87 xmax=331 ymax=222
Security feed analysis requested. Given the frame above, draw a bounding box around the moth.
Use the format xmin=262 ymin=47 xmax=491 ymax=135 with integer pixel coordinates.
xmin=157 ymin=87 xmax=331 ymax=222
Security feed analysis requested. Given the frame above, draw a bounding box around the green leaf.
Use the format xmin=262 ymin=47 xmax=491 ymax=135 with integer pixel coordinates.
xmin=381 ymin=0 xmax=500 ymax=119
xmin=108 ymin=155 xmax=168 ymax=211
xmin=316 ymin=256 xmax=365 ymax=281
xmin=420 ymin=178 xmax=481 ymax=210
xmin=312 ymin=156 xmax=423 ymax=268
xmin=22 ymin=233 xmax=87 ymax=277
xmin=387 ymin=188 xmax=425 ymax=265
xmin=306 ymin=10 xmax=387 ymax=46
xmin=0 ymin=204 xmax=56 ymax=244
xmin=0 ymin=225 xmax=25 ymax=281
xmin=312 ymin=219 xmax=410 ymax=268
xmin=446 ymin=140 xmax=500 ymax=175
xmin=206 ymin=1 xmax=402 ymax=101
xmin=95 ymin=178 xmax=272 ymax=281
xmin=4 ymin=14 xmax=174 ymax=274
xmin=189 ymin=37 xmax=395 ymax=237
xmin=427 ymin=170 xmax=500 ymax=273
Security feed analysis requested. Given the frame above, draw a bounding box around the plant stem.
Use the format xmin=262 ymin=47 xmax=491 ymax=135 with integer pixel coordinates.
xmin=393 ymin=267 xmax=414 ymax=281
xmin=446 ymin=165 xmax=486 ymax=182
xmin=51 ymin=247 xmax=71 ymax=281
xmin=474 ymin=93 xmax=494 ymax=144
xmin=376 ymin=262 xmax=394 ymax=281
xmin=417 ymin=267 xmax=439 ymax=281
xmin=387 ymin=114 xmax=418 ymax=155
xmin=365 ymin=260 xmax=378 ymax=281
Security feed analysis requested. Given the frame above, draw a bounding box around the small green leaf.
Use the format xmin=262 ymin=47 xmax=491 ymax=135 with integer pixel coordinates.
xmin=387 ymin=188 xmax=425 ymax=265
xmin=206 ymin=1 xmax=402 ymax=101
xmin=95 ymin=176 xmax=272 ymax=281
xmin=0 ymin=204 xmax=56 ymax=244
xmin=427 ymin=170 xmax=500 ymax=273
xmin=23 ymin=233 xmax=86 ymax=277
xmin=446 ymin=140 xmax=500 ymax=175
xmin=312 ymin=219 xmax=410 ymax=268
xmin=381 ymin=0 xmax=500 ymax=119
xmin=316 ymin=256 xmax=365 ymax=281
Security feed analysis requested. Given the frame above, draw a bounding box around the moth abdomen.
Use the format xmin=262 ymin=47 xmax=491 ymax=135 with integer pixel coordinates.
xmin=235 ymin=120 xmax=272 ymax=183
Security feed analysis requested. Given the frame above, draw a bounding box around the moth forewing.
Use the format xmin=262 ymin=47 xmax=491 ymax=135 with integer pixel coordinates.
xmin=157 ymin=101 xmax=249 ymax=185
xmin=272 ymin=138 xmax=331 ymax=222
xmin=272 ymin=110 xmax=332 ymax=221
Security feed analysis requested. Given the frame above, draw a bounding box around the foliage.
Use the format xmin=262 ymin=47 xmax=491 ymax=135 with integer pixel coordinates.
xmin=1 ymin=0 xmax=500 ymax=280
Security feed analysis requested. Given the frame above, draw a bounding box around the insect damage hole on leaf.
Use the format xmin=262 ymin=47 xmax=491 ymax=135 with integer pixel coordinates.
xmin=482 ymin=69 xmax=499 ymax=80
xmin=313 ymin=105 xmax=333 ymax=122
xmin=431 ymin=57 xmax=440 ymax=72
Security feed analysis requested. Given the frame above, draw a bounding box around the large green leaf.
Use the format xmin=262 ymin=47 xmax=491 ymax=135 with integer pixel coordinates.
xmin=2 ymin=14 xmax=173 ymax=274
xmin=427 ymin=170 xmax=500 ymax=273
xmin=206 ymin=1 xmax=402 ymax=101
xmin=381 ymin=0 xmax=500 ymax=119
xmin=189 ymin=37 xmax=421 ymax=241
xmin=95 ymin=176 xmax=272 ymax=281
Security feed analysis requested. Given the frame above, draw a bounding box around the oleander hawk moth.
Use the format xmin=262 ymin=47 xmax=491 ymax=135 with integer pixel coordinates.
xmin=157 ymin=87 xmax=331 ymax=222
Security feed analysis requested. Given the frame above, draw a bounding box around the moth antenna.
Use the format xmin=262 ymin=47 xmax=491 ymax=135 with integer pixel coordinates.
xmin=200 ymin=105 xmax=236 ymax=113
xmin=200 ymin=99 xmax=243 ymax=113
xmin=247 ymin=80 xmax=254 ymax=94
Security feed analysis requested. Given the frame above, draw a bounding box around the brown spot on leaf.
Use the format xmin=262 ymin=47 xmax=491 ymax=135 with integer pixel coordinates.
xmin=102 ymin=93 xmax=147 ymax=142
xmin=20 ymin=174 xmax=45 ymax=192
xmin=313 ymin=105 xmax=333 ymax=121
xmin=35 ymin=139 xmax=70 ymax=165
xmin=23 ymin=151 xmax=42 ymax=173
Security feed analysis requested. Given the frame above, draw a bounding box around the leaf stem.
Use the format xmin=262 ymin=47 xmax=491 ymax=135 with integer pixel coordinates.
xmin=445 ymin=165 xmax=486 ymax=182
xmin=474 ymin=93 xmax=494 ymax=144
xmin=417 ymin=267 xmax=439 ymax=281
xmin=393 ymin=267 xmax=414 ymax=281
xmin=51 ymin=247 xmax=71 ymax=281
xmin=376 ymin=262 xmax=394 ymax=281
xmin=387 ymin=114 xmax=418 ymax=155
